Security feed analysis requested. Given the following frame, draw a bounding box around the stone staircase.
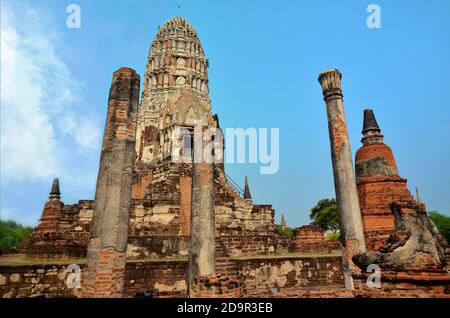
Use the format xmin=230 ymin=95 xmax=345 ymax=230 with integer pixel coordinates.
xmin=215 ymin=241 xmax=240 ymax=280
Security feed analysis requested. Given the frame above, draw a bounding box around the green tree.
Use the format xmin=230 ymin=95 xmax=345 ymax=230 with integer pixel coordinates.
xmin=429 ymin=211 xmax=450 ymax=243
xmin=309 ymin=198 xmax=339 ymax=231
xmin=325 ymin=230 xmax=340 ymax=241
xmin=0 ymin=220 xmax=33 ymax=254
xmin=274 ymin=224 xmax=293 ymax=238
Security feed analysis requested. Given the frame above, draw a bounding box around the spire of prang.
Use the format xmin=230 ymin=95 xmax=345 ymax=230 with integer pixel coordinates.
xmin=243 ymin=176 xmax=252 ymax=200
xmin=361 ymin=108 xmax=384 ymax=145
xmin=280 ymin=214 xmax=286 ymax=231
xmin=362 ymin=109 xmax=381 ymax=134
xmin=49 ymin=178 xmax=61 ymax=200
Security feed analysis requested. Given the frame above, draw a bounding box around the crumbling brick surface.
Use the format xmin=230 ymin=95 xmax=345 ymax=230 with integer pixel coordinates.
xmin=126 ymin=161 xmax=276 ymax=259
xmin=288 ymin=225 xmax=340 ymax=254
xmin=238 ymin=256 xmax=344 ymax=296
xmin=0 ymin=255 xmax=345 ymax=298
xmin=355 ymin=143 xmax=398 ymax=177
xmin=20 ymin=200 xmax=93 ymax=259
xmin=194 ymin=273 xmax=241 ymax=298
xmin=353 ymin=270 xmax=450 ymax=298
xmin=123 ymin=260 xmax=188 ymax=297
xmin=353 ymin=200 xmax=448 ymax=272
xmin=0 ymin=264 xmax=83 ymax=298
xmin=21 ymin=16 xmax=277 ymax=262
xmin=355 ymin=125 xmax=414 ymax=252
xmin=356 ymin=176 xmax=413 ymax=251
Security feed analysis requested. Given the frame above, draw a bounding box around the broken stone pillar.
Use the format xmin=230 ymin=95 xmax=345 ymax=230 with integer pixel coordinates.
xmin=318 ymin=69 xmax=366 ymax=289
xmin=188 ymin=123 xmax=216 ymax=297
xmin=83 ymin=67 xmax=140 ymax=298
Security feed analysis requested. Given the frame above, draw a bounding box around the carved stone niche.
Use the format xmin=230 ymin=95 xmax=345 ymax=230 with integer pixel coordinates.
xmin=176 ymin=76 xmax=185 ymax=87
xmin=175 ymin=91 xmax=210 ymax=126
xmin=177 ymin=58 xmax=185 ymax=68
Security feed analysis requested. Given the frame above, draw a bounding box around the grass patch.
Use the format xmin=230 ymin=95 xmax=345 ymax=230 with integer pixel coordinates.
xmin=0 ymin=254 xmax=189 ymax=266
xmin=230 ymin=250 xmax=342 ymax=260
xmin=0 ymin=254 xmax=86 ymax=267
xmin=126 ymin=257 xmax=188 ymax=263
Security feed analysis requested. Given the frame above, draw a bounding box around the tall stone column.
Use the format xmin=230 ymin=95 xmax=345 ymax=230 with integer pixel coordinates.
xmin=318 ymin=69 xmax=366 ymax=289
xmin=188 ymin=122 xmax=215 ymax=297
xmin=83 ymin=67 xmax=140 ymax=298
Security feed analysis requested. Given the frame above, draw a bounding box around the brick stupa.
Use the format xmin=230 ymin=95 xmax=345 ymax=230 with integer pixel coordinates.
xmin=355 ymin=109 xmax=415 ymax=251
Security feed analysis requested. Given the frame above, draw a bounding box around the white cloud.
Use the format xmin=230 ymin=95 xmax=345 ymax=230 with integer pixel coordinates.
xmin=0 ymin=2 xmax=102 ymax=225
xmin=0 ymin=2 xmax=101 ymax=182
xmin=59 ymin=115 xmax=101 ymax=151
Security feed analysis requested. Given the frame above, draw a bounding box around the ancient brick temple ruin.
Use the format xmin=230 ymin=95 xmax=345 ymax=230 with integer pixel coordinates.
xmin=317 ymin=69 xmax=449 ymax=296
xmin=355 ymin=109 xmax=416 ymax=251
xmin=20 ymin=16 xmax=276 ymax=261
xmin=352 ymin=109 xmax=449 ymax=296
xmin=289 ymin=225 xmax=339 ymax=254
xmin=4 ymin=17 xmax=448 ymax=298
xmin=18 ymin=179 xmax=93 ymax=258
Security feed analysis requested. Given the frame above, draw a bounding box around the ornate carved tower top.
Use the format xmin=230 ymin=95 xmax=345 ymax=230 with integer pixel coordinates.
xmin=136 ymin=16 xmax=215 ymax=164
xmin=142 ymin=16 xmax=208 ymax=103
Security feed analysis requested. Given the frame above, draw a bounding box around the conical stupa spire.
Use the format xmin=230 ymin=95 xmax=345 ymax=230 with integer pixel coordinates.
xmin=361 ymin=109 xmax=384 ymax=145
xmin=362 ymin=109 xmax=381 ymax=134
xmin=49 ymin=178 xmax=61 ymax=200
xmin=280 ymin=214 xmax=286 ymax=231
xmin=243 ymin=176 xmax=252 ymax=200
xmin=416 ymin=186 xmax=422 ymax=204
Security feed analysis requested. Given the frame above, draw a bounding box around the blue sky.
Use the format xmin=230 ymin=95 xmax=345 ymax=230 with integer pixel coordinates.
xmin=1 ymin=0 xmax=449 ymax=227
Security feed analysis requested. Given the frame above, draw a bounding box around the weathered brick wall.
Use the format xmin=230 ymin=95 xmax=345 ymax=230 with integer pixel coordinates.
xmin=356 ymin=176 xmax=413 ymax=251
xmin=288 ymin=225 xmax=340 ymax=254
xmin=353 ymin=270 xmax=450 ymax=297
xmin=4 ymin=256 xmax=446 ymax=298
xmin=238 ymin=256 xmax=345 ymax=297
xmin=127 ymin=162 xmax=276 ymax=259
xmin=276 ymin=236 xmax=291 ymax=250
xmin=127 ymin=236 xmax=190 ymax=259
xmin=20 ymin=200 xmax=93 ymax=258
xmin=194 ymin=274 xmax=241 ymax=298
xmin=0 ymin=255 xmax=345 ymax=298
xmin=0 ymin=262 xmax=188 ymax=299
xmin=0 ymin=264 xmax=83 ymax=298
xmin=219 ymin=234 xmax=276 ymax=256
xmin=123 ymin=261 xmax=188 ymax=297
xmin=354 ymin=115 xmax=416 ymax=252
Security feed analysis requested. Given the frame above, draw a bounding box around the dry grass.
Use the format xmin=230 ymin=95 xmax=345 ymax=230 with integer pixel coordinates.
xmin=126 ymin=257 xmax=188 ymax=263
xmin=0 ymin=251 xmax=342 ymax=266
xmin=0 ymin=254 xmax=86 ymax=266
xmin=231 ymin=249 xmax=342 ymax=260
xmin=0 ymin=254 xmax=189 ymax=266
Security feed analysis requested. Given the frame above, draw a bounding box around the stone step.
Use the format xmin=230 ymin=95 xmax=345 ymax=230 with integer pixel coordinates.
xmin=215 ymin=257 xmax=239 ymax=277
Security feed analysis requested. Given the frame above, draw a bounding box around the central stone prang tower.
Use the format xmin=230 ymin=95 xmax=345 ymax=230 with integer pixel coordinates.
xmin=136 ymin=16 xmax=216 ymax=166
xmin=127 ymin=16 xmax=275 ymax=262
